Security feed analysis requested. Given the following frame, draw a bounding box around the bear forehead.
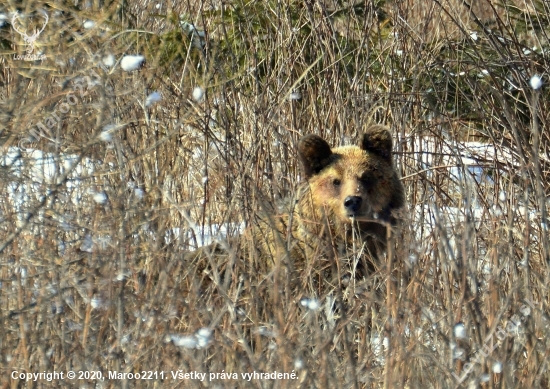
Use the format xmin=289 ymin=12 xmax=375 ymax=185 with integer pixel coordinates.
xmin=325 ymin=145 xmax=383 ymax=174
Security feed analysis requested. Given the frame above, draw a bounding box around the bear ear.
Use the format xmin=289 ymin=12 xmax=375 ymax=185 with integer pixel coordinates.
xmin=298 ymin=134 xmax=333 ymax=178
xmin=360 ymin=125 xmax=393 ymax=160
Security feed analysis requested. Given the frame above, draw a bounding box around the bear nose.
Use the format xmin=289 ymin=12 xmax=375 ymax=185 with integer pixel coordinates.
xmin=344 ymin=196 xmax=362 ymax=213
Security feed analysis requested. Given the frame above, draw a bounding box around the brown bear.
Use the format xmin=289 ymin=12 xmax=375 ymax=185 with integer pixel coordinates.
xmin=188 ymin=125 xmax=404 ymax=282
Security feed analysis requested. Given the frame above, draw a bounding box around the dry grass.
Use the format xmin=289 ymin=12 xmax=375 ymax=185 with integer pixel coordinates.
xmin=1 ymin=0 xmax=549 ymax=388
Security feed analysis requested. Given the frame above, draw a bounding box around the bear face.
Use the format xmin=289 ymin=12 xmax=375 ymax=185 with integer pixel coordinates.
xmin=298 ymin=125 xmax=404 ymax=230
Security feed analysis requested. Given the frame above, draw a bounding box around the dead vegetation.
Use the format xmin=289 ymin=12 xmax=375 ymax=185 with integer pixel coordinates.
xmin=0 ymin=0 xmax=549 ymax=388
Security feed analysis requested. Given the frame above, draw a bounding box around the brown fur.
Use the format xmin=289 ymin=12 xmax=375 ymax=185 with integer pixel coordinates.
xmin=189 ymin=125 xmax=405 ymax=281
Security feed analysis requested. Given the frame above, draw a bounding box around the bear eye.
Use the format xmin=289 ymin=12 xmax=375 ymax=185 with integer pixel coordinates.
xmin=332 ymin=178 xmax=341 ymax=187
xmin=360 ymin=173 xmax=376 ymax=187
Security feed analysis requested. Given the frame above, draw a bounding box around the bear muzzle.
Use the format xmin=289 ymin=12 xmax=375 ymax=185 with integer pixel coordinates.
xmin=344 ymin=196 xmax=363 ymax=217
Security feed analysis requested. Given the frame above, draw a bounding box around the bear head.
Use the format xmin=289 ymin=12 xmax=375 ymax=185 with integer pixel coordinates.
xmin=298 ymin=125 xmax=404 ymax=227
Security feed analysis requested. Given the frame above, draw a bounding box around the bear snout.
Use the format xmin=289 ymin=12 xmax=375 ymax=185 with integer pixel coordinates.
xmin=343 ymin=196 xmax=363 ymax=215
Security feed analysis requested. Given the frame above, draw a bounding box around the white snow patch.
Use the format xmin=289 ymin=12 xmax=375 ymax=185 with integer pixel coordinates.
xmin=145 ymin=91 xmax=162 ymax=107
xmin=175 ymin=222 xmax=245 ymax=248
xmin=171 ymin=335 xmax=197 ymax=349
xmin=92 ymin=191 xmax=107 ymax=204
xmin=120 ymin=55 xmax=144 ymax=71
xmin=102 ymin=54 xmax=115 ymax=67
xmin=530 ymin=75 xmax=543 ymax=90
xmin=192 ymin=86 xmax=204 ymax=102
xmin=300 ymin=298 xmax=320 ymax=311
xmin=454 ymin=323 xmax=467 ymax=339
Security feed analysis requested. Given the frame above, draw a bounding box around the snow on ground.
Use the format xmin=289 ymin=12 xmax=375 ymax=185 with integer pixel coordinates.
xmin=403 ymin=136 xmax=532 ymax=245
xmin=2 ymin=137 xmax=535 ymax=253
xmin=406 ymin=136 xmax=517 ymax=183
xmin=1 ymin=146 xmax=245 ymax=251
xmin=169 ymin=223 xmax=245 ymax=249
xmin=2 ymin=147 xmax=93 ymax=181
xmin=1 ymin=139 xmax=543 ymax=379
xmin=1 ymin=147 xmax=96 ymax=227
